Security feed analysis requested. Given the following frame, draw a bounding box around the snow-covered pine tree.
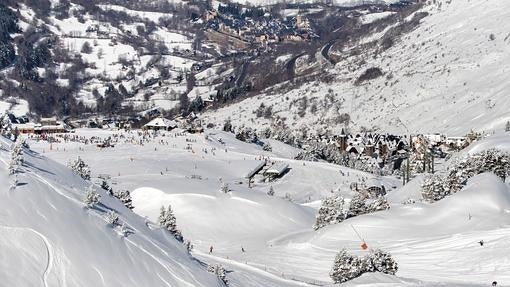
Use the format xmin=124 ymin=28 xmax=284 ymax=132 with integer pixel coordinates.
xmin=10 ymin=175 xmax=18 ymax=190
xmin=69 ymin=157 xmax=91 ymax=180
xmin=159 ymin=205 xmax=183 ymax=242
xmin=208 ymin=264 xmax=228 ymax=285
xmin=120 ymin=223 xmax=130 ymax=237
xmin=366 ymin=249 xmax=398 ymax=275
xmin=262 ymin=142 xmax=272 ymax=151
xmin=158 ymin=206 xmax=167 ymax=226
xmin=427 ymin=149 xmax=510 ymax=202
xmin=84 ymin=186 xmax=100 ymax=208
xmin=368 ymin=196 xmax=390 ymax=212
xmin=314 ymin=195 xmax=347 ymax=230
xmin=330 ymin=249 xmax=364 ymax=283
xmin=220 ymin=182 xmax=230 ymax=193
xmin=114 ymin=189 xmax=134 ymax=209
xmin=184 ymin=240 xmax=193 ymax=252
xmin=105 ymin=210 xmax=119 ymax=226
xmin=422 ymin=173 xmax=448 ymax=202
xmin=101 ymin=179 xmax=113 ymax=195
xmin=267 ymin=186 xmax=275 ymax=196
xmin=8 ymin=138 xmax=24 ymax=175
xmin=347 ymin=193 xmax=368 ymax=218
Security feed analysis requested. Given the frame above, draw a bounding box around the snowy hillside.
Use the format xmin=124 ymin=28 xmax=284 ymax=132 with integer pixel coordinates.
xmin=21 ymin=128 xmax=510 ymax=286
xmin=203 ymin=0 xmax=510 ymax=136
xmin=0 ymin=136 xmax=223 ymax=287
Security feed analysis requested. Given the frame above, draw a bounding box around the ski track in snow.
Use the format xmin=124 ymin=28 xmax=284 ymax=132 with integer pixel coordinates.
xmin=0 ymin=225 xmax=56 ymax=287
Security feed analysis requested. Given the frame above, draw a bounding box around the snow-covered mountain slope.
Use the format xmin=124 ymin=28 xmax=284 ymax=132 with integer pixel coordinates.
xmin=203 ymin=0 xmax=510 ymax=136
xmin=224 ymin=0 xmax=398 ymax=7
xmin=25 ymin=128 xmax=510 ymax=286
xmin=0 ymin=136 xmax=223 ymax=287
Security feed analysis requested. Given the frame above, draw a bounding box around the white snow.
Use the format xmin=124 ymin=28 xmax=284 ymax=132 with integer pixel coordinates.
xmin=20 ymin=128 xmax=510 ymax=286
xmin=0 ymin=135 xmax=223 ymax=287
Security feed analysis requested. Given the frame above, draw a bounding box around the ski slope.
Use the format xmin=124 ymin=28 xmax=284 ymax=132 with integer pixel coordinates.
xmin=22 ymin=128 xmax=510 ymax=286
xmin=0 ymin=136 xmax=223 ymax=287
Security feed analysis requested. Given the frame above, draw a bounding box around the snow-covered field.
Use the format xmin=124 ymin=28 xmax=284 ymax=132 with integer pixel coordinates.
xmin=9 ymin=128 xmax=508 ymax=286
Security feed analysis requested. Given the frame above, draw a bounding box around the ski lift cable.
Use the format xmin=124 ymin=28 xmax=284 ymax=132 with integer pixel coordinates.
xmin=350 ymin=224 xmax=365 ymax=242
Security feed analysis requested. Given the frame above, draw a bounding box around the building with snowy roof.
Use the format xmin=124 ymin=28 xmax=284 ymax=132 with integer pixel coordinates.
xmin=142 ymin=117 xmax=178 ymax=131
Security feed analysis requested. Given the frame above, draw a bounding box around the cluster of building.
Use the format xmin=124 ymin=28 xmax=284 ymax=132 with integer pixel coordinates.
xmin=334 ymin=129 xmax=409 ymax=161
xmin=203 ymin=7 xmax=316 ymax=49
xmin=8 ymin=116 xmax=67 ymax=135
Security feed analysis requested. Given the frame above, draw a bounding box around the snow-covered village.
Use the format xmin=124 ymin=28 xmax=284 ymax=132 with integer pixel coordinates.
xmin=1 ymin=0 xmax=510 ymax=286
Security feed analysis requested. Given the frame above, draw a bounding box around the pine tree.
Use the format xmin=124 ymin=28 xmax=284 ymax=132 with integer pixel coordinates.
xmin=159 ymin=205 xmax=183 ymax=242
xmin=422 ymin=148 xmax=510 ymax=202
xmin=208 ymin=264 xmax=228 ymax=285
xmin=221 ymin=182 xmax=230 ymax=193
xmin=367 ymin=249 xmax=398 ymax=275
xmin=105 ymin=210 xmax=119 ymax=226
xmin=10 ymin=175 xmax=18 ymax=190
xmin=314 ymin=195 xmax=347 ymax=230
xmin=422 ymin=173 xmax=448 ymax=202
xmin=84 ymin=186 xmax=100 ymax=208
xmin=184 ymin=240 xmax=193 ymax=252
xmin=368 ymin=196 xmax=390 ymax=212
xmin=330 ymin=248 xmax=398 ymax=283
xmin=114 ymin=189 xmax=134 ymax=209
xmin=267 ymin=186 xmax=275 ymax=196
xmin=101 ymin=179 xmax=113 ymax=195
xmin=8 ymin=138 xmax=24 ymax=175
xmin=120 ymin=223 xmax=131 ymax=237
xmin=348 ymin=193 xmax=368 ymax=218
xmin=69 ymin=157 xmax=91 ymax=180
xmin=330 ymin=249 xmax=364 ymax=283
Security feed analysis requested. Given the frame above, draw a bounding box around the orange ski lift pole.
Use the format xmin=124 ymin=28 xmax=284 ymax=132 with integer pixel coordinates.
xmin=350 ymin=224 xmax=368 ymax=250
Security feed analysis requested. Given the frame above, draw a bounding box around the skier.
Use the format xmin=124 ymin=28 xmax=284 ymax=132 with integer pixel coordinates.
xmin=209 ymin=245 xmax=213 ymax=254
xmin=479 ymin=240 xmax=484 ymax=246
xmin=241 ymin=246 xmax=245 ymax=253
xmin=492 ymin=281 xmax=497 ymax=286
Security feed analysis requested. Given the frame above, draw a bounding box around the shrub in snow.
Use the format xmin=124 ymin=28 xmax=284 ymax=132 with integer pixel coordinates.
xmin=294 ymin=150 xmax=319 ymax=162
xmin=84 ymin=186 xmax=100 ymax=208
xmin=315 ymin=193 xmax=389 ymax=230
xmin=208 ymin=264 xmax=228 ymax=285
xmin=114 ymin=189 xmax=134 ymax=209
xmin=422 ymin=174 xmax=448 ymax=202
xmin=105 ymin=210 xmax=119 ymax=226
xmin=262 ymin=142 xmax=272 ymax=152
xmin=422 ymin=149 xmax=510 ymax=202
xmin=347 ymin=193 xmax=368 ymax=218
xmin=314 ymin=195 xmax=347 ymax=230
xmin=369 ymin=196 xmax=390 ymax=212
xmin=366 ymin=249 xmax=398 ymax=275
xmin=158 ymin=205 xmax=183 ymax=242
xmin=69 ymin=157 xmax=91 ymax=180
xmin=330 ymin=249 xmax=364 ymax=283
xmin=330 ymin=248 xmax=398 ymax=284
